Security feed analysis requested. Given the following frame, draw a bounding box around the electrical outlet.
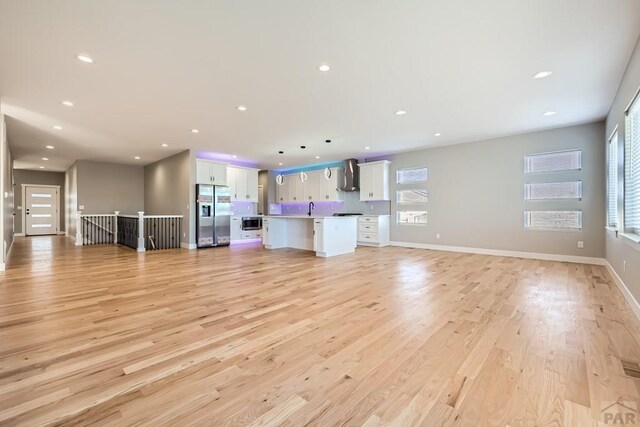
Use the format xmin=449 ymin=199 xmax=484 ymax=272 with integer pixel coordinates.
xmin=624 ymin=260 xmax=627 ymax=272
xmin=436 ymin=233 xmax=441 ymax=239
xmin=370 ymin=205 xmax=374 ymax=210
xmin=79 ymin=205 xmax=85 ymax=210
xmin=183 ymin=232 xmax=186 ymax=238
xmin=577 ymin=241 xmax=584 ymax=249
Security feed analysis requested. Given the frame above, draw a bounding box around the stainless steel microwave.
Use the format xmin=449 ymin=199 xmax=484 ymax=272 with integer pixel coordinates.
xmin=241 ymin=216 xmax=262 ymax=231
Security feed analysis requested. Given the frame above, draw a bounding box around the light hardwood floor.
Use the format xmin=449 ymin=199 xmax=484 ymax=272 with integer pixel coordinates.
xmin=1 ymin=236 xmax=640 ymax=426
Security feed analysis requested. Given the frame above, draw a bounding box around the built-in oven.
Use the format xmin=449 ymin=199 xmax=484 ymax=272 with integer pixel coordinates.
xmin=242 ymin=216 xmax=262 ymax=231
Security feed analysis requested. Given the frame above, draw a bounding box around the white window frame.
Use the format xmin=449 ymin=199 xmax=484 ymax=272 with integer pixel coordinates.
xmin=524 ymin=210 xmax=583 ymax=232
xmin=623 ymin=87 xmax=640 ymax=241
xmin=607 ymin=126 xmax=619 ymax=230
xmin=397 ymin=211 xmax=428 ymax=226
xmin=524 ymin=149 xmax=582 ymax=174
xmin=524 ymin=180 xmax=582 ymax=201
xmin=396 ymin=167 xmax=428 ymax=185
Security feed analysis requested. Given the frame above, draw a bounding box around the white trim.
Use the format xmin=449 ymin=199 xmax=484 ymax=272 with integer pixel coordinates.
xmin=57 ymin=231 xmax=66 ymax=235
xmin=605 ymin=261 xmax=640 ymax=322
xmin=389 ymin=241 xmax=606 ymax=265
xmin=14 ymin=232 xmax=24 ymax=237
xmin=621 ymin=232 xmax=640 ymax=244
xmin=21 ymin=184 xmax=62 ymax=236
xmin=180 ymin=242 xmax=197 ymax=249
xmin=0 ymin=262 xmax=4 ymax=272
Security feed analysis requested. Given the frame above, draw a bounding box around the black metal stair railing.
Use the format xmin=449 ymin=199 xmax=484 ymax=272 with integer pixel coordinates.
xmin=116 ymin=216 xmax=139 ymax=249
xmin=143 ymin=216 xmax=182 ymax=250
xmin=81 ymin=215 xmax=115 ymax=245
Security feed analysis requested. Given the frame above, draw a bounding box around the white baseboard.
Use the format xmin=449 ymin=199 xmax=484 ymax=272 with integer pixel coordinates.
xmin=14 ymin=232 xmax=24 ymax=237
xmin=0 ymin=262 xmax=4 ymax=271
xmin=180 ymin=242 xmax=197 ymax=250
xmin=389 ymin=241 xmax=607 ymax=266
xmin=57 ymin=231 xmax=66 ymax=235
xmin=605 ymin=261 xmax=640 ymax=322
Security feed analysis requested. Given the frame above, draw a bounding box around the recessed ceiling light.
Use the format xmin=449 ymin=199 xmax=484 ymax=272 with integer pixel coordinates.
xmin=278 ymin=151 xmax=284 ymax=154
xmin=315 ymin=156 xmax=320 ymax=159
xmin=42 ymin=157 xmax=49 ymax=161
xmin=61 ymin=100 xmax=74 ymax=107
xmin=434 ymin=132 xmax=442 ymax=137
xmin=237 ymin=105 xmax=247 ymax=111
xmin=46 ymin=145 xmax=54 ymax=149
xmin=533 ymin=70 xmax=552 ymax=79
xmin=395 ymin=110 xmax=407 ymax=116
xmin=161 ymin=143 xmax=168 ymax=147
xmin=190 ymin=129 xmax=199 ymax=133
xmin=278 ymin=162 xmax=283 ymax=166
xmin=318 ymin=64 xmax=331 ymax=72
xmin=39 ymin=166 xmax=45 ymax=169
xmin=365 ymin=146 xmax=371 ymax=150
xmin=543 ymin=111 xmax=557 ymax=116
xmin=77 ymin=54 xmax=94 ymax=64
xmin=232 ymin=155 xmax=238 ymax=158
xmin=53 ymin=125 xmax=63 ymax=130
xmin=134 ymin=156 xmax=141 ymax=160
xmin=325 ymin=139 xmax=331 ymax=143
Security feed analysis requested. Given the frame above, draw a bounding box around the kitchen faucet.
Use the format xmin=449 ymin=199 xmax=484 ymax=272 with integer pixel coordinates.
xmin=307 ymin=201 xmax=315 ymax=216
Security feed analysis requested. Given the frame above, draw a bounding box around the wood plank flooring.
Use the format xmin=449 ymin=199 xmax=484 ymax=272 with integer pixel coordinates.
xmin=1 ymin=236 xmax=640 ymax=426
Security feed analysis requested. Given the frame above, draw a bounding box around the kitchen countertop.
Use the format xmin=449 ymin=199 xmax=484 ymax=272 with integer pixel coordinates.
xmin=264 ymin=215 xmax=358 ymax=219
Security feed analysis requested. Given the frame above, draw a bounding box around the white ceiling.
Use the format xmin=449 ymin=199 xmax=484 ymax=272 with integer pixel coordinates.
xmin=1 ymin=0 xmax=639 ymax=172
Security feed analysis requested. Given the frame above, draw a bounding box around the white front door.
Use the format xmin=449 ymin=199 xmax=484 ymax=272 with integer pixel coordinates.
xmin=25 ymin=186 xmax=58 ymax=236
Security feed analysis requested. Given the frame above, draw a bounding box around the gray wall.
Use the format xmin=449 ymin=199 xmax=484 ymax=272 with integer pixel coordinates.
xmin=606 ymin=35 xmax=640 ymax=302
xmin=144 ymin=150 xmax=191 ymax=245
xmin=1 ymin=112 xmax=14 ymax=263
xmin=65 ymin=162 xmax=78 ymax=237
xmin=77 ymin=160 xmax=144 ymax=214
xmin=373 ymin=121 xmax=606 ymax=258
xmin=14 ymin=169 xmax=65 ymax=234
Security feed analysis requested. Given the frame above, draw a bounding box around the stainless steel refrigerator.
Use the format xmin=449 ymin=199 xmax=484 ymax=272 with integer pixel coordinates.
xmin=196 ymin=184 xmax=231 ymax=248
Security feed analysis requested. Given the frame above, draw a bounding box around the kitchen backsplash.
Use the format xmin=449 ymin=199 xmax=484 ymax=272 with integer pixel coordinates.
xmin=231 ymin=202 xmax=257 ymax=216
xmin=276 ymin=192 xmax=390 ymax=216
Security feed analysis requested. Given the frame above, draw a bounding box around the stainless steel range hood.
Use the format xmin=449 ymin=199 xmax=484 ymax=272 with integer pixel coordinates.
xmin=338 ymin=158 xmax=359 ymax=192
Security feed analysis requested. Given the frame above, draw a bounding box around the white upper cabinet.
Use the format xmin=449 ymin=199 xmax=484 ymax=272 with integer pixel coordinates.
xmin=275 ymin=167 xmax=344 ymax=203
xmin=304 ymin=171 xmax=320 ymax=202
xmin=358 ymin=160 xmax=391 ymax=201
xmin=318 ymin=168 xmax=342 ymax=202
xmin=290 ymin=173 xmax=304 ymax=202
xmin=227 ymin=166 xmax=259 ymax=202
xmin=196 ymin=159 xmax=228 ymax=185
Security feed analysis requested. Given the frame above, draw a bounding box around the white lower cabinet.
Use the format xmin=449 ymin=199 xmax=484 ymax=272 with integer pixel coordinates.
xmin=357 ymin=215 xmax=390 ymax=247
xmin=231 ymin=217 xmax=242 ymax=241
xmin=231 ymin=216 xmax=263 ymax=242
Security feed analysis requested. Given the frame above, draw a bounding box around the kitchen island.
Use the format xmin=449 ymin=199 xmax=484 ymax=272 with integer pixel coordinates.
xmin=262 ymin=215 xmax=358 ymax=257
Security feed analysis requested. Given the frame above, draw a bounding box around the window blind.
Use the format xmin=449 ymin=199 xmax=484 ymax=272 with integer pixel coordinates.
xmin=524 ymin=210 xmax=582 ymax=230
xmin=397 ymin=189 xmax=428 ymax=204
xmin=524 ymin=150 xmax=581 ymax=174
xmin=397 ymin=167 xmax=428 ymax=184
xmin=625 ymin=93 xmax=640 ymax=235
xmin=524 ymin=181 xmax=582 ymax=201
xmin=608 ymin=130 xmax=619 ymax=228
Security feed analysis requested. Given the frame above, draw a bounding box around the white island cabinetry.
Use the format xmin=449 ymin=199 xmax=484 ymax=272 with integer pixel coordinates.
xmin=263 ymin=216 xmax=357 ymax=257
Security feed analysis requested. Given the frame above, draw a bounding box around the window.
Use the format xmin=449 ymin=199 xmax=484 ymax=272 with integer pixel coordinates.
xmin=396 ymin=167 xmax=428 ymax=225
xmin=608 ymin=129 xmax=619 ymax=228
xmin=524 ymin=210 xmax=582 ymax=231
xmin=524 ymin=150 xmax=581 ymax=174
xmin=397 ymin=211 xmax=428 ymax=225
xmin=625 ymin=92 xmax=640 ymax=235
xmin=524 ymin=181 xmax=582 ymax=201
xmin=397 ymin=167 xmax=428 ymax=184
xmin=397 ymin=189 xmax=428 ymax=204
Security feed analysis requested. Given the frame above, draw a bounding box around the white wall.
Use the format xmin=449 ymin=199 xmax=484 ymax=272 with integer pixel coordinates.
xmin=0 ymin=111 xmax=15 ymax=270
